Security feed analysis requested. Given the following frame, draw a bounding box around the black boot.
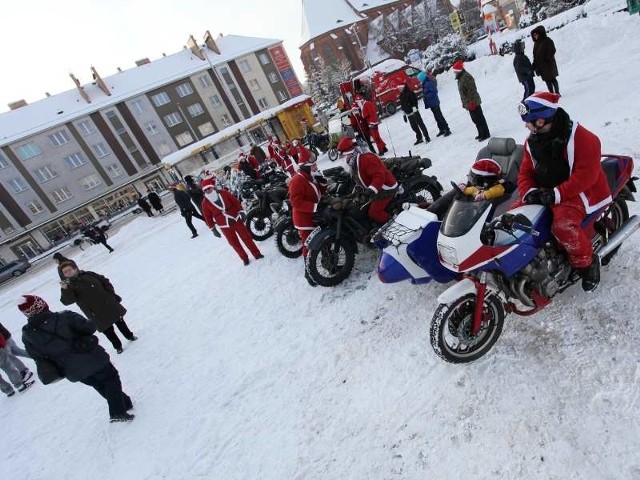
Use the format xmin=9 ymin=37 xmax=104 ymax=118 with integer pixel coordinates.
xmin=580 ymin=255 xmax=600 ymax=292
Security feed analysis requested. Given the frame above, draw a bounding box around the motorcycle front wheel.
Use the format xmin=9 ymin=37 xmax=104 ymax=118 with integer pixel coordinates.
xmin=306 ymin=235 xmax=356 ymax=287
xmin=274 ymin=218 xmax=302 ymax=258
xmin=430 ymin=293 xmax=505 ymax=363
xmin=404 ymin=180 xmax=441 ymax=205
xmin=246 ymin=207 xmax=274 ymax=241
xmin=328 ymin=148 xmax=339 ymax=162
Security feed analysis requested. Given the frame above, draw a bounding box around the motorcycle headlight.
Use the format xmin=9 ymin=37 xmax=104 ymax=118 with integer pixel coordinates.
xmin=438 ymin=243 xmax=459 ymax=268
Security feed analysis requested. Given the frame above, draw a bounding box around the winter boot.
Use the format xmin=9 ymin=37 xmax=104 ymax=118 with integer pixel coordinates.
xmin=580 ymin=255 xmax=600 ymax=292
xmin=414 ymin=138 xmax=423 ymax=145
xmin=21 ymin=370 xmax=33 ymax=382
xmin=17 ymin=380 xmax=35 ymax=393
xmin=443 ymin=129 xmax=452 ymax=137
xmin=110 ymin=412 xmax=135 ymax=423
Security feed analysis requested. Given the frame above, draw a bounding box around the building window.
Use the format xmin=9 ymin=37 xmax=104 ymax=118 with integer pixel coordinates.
xmin=248 ymin=79 xmax=261 ymax=91
xmin=187 ymin=103 xmax=205 ymax=117
xmin=80 ymin=174 xmax=102 ymax=191
xmin=176 ymin=83 xmax=194 ymax=97
xmin=209 ymin=95 xmax=222 ymax=108
xmin=33 ymin=165 xmax=58 ymax=183
xmin=93 ymin=142 xmax=110 ymax=158
xmin=51 ymin=186 xmax=73 ymax=203
xmin=26 ymin=201 xmax=44 ymax=215
xmin=151 ymin=92 xmax=171 ymax=107
xmin=221 ymin=114 xmax=232 ymax=127
xmin=64 ymin=152 xmax=88 ymax=169
xmin=106 ymin=163 xmax=123 ymax=177
xmin=198 ymin=74 xmax=213 ymax=88
xmin=131 ymin=99 xmax=145 ymax=114
xmin=198 ymin=122 xmax=215 ymax=136
xmin=105 ymin=110 xmax=118 ymax=119
xmin=257 ymin=97 xmax=269 ymax=109
xmin=175 ymin=132 xmax=194 ymax=147
xmin=48 ymin=130 xmax=71 ymax=147
xmin=277 ymin=90 xmax=288 ymax=101
xmin=239 ymin=60 xmax=251 ymax=73
xmin=163 ymin=112 xmax=183 ymax=127
xmin=145 ymin=121 xmax=160 ymax=135
xmin=77 ymin=120 xmax=95 ymax=135
xmin=15 ymin=142 xmax=42 ymax=161
xmin=258 ymin=53 xmax=270 ymax=65
xmin=268 ymin=72 xmax=279 ymax=84
xmin=8 ymin=178 xmax=29 ymax=193
xmin=157 ymin=142 xmax=171 ymax=156
xmin=0 ymin=154 xmax=9 ymax=169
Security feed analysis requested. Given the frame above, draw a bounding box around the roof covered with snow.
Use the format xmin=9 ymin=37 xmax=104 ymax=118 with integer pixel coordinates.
xmin=301 ymin=0 xmax=365 ymax=45
xmin=0 ymin=35 xmax=282 ymax=147
xmin=347 ymin=0 xmax=402 ymax=12
xmin=355 ymin=58 xmax=408 ymax=79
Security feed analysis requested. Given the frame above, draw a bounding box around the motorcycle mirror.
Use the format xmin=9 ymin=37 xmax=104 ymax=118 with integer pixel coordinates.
xmin=511 ymin=213 xmax=532 ymax=227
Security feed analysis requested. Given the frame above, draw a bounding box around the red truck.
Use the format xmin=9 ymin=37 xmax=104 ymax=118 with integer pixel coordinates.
xmin=339 ymin=59 xmax=423 ymax=117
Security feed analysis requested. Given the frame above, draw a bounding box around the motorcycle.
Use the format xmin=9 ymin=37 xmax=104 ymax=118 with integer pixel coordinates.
xmin=377 ymin=154 xmax=638 ymax=364
xmin=245 ymin=184 xmax=289 ymax=241
xmin=305 ymin=158 xmax=443 ymax=287
xmin=304 ymin=131 xmax=339 ymax=162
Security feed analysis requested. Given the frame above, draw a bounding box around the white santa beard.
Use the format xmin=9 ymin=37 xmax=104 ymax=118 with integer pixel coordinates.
xmin=205 ymin=191 xmax=219 ymax=202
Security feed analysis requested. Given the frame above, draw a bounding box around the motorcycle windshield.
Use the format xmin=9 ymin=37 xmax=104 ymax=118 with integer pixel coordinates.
xmin=440 ymin=199 xmax=491 ymax=238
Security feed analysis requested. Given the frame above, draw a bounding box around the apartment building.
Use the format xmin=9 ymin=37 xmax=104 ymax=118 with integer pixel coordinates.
xmin=0 ymin=32 xmax=303 ymax=263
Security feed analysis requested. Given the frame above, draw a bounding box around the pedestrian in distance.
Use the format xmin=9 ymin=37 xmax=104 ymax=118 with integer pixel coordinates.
xmin=168 ymin=183 xmax=206 ymax=238
xmin=136 ymin=195 xmax=154 ymax=217
xmin=452 ymin=60 xmax=491 ymax=142
xmin=0 ymin=330 xmax=34 ymax=397
xmin=200 ymin=177 xmax=264 ymax=266
xmin=20 ymin=295 xmax=134 ymax=422
xmin=146 ymin=189 xmax=164 ymax=215
xmin=399 ymin=81 xmax=430 ymax=145
xmin=83 ymin=226 xmax=114 ymax=253
xmin=513 ymin=39 xmax=536 ymax=101
xmin=417 ymin=70 xmax=451 ymax=137
xmin=531 ymin=25 xmax=560 ymax=95
xmin=59 ymin=262 xmax=137 ymax=354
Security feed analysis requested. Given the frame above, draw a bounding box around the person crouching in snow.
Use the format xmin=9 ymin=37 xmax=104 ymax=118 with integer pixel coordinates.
xmin=200 ymin=178 xmax=264 ymax=266
xmin=460 ymin=158 xmax=514 ymax=201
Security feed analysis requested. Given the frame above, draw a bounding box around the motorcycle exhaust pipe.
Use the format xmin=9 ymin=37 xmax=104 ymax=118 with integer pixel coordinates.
xmin=597 ymin=215 xmax=640 ymax=260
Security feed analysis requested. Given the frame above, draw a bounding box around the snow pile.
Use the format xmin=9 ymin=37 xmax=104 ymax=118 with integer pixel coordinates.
xmin=1 ymin=8 xmax=640 ymax=480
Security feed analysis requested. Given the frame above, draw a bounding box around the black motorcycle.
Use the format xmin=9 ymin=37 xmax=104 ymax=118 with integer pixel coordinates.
xmin=245 ymin=184 xmax=289 ymax=241
xmin=304 ymin=131 xmax=339 ymax=162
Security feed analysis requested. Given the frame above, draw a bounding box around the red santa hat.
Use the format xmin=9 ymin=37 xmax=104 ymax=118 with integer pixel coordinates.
xmin=471 ymin=158 xmax=502 ymax=177
xmin=18 ymin=295 xmax=49 ymax=317
xmin=451 ymin=60 xmax=465 ymax=73
xmin=200 ymin=177 xmax=216 ymax=190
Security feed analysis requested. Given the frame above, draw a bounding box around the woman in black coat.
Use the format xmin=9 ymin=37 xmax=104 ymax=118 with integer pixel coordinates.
xmin=20 ymin=295 xmax=134 ymax=422
xmin=531 ymin=25 xmax=559 ymax=94
xmin=513 ymin=39 xmax=535 ymax=100
xmin=146 ymin=189 xmax=164 ymax=214
xmin=59 ymin=263 xmax=137 ymax=353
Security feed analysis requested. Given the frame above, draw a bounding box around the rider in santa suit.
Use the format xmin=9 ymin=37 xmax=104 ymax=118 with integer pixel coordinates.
xmin=516 ymin=91 xmax=611 ymax=292
xmin=355 ymin=94 xmax=388 ymax=156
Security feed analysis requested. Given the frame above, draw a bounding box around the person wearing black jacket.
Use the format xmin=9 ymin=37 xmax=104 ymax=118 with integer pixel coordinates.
xmin=136 ymin=195 xmax=154 ymax=217
xmin=184 ymin=176 xmax=204 ymax=214
xmin=20 ymin=295 xmax=134 ymax=422
xmin=168 ymin=183 xmax=205 ymax=238
xmin=400 ymin=82 xmax=430 ymax=145
xmin=513 ymin=39 xmax=535 ymax=100
xmin=83 ymin=226 xmax=114 ymax=253
xmin=59 ymin=263 xmax=137 ymax=354
xmin=146 ymin=189 xmax=164 ymax=214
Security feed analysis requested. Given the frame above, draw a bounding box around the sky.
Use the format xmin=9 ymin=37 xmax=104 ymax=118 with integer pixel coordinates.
xmin=0 ymin=0 xmax=305 ymax=112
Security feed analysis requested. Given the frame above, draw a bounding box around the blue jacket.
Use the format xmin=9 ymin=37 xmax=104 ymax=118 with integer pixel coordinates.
xmin=421 ymin=75 xmax=440 ymax=109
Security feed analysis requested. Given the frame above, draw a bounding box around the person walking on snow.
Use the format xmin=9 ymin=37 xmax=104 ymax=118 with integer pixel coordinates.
xmin=399 ymin=81 xmax=430 ymax=145
xmin=146 ymin=189 xmax=164 ymax=215
xmin=513 ymin=39 xmax=535 ymax=101
xmin=452 ymin=61 xmax=491 ymax=142
xmin=200 ymin=178 xmax=264 ymax=266
xmin=417 ymin=71 xmax=451 ymax=137
xmin=0 ymin=321 xmax=32 ymax=374
xmin=136 ymin=195 xmax=154 ymax=217
xmin=356 ymin=95 xmax=388 ymax=155
xmin=20 ymin=295 xmax=134 ymax=422
xmin=531 ymin=25 xmax=560 ymax=95
xmin=168 ymin=183 xmax=205 ymax=238
xmin=516 ymin=92 xmax=609 ymax=291
xmin=184 ymin=175 xmax=205 ymax=214
xmin=0 ymin=331 xmax=34 ymax=397
xmin=59 ymin=263 xmax=138 ymax=353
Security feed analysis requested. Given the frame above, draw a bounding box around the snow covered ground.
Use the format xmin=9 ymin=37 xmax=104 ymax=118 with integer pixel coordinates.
xmin=2 ymin=7 xmax=640 ymax=479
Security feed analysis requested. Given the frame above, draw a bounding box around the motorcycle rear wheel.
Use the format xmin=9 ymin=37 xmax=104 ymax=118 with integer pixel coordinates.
xmin=328 ymin=148 xmax=339 ymax=162
xmin=430 ymin=293 xmax=505 ymax=363
xmin=600 ymin=197 xmax=629 ymax=266
xmin=246 ymin=207 xmax=274 ymax=241
xmin=306 ymin=235 xmax=356 ymax=287
xmin=404 ymin=180 xmax=441 ymax=205
xmin=275 ymin=219 xmax=302 ymax=258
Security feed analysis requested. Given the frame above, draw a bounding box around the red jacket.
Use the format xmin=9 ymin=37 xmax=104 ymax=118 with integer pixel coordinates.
xmin=518 ymin=123 xmax=611 ymax=213
xmin=281 ymin=152 xmax=297 ymax=176
xmin=296 ymin=144 xmax=312 ymax=164
xmin=201 ymin=189 xmax=244 ymax=229
xmin=361 ymin=100 xmax=380 ymax=127
xmin=0 ymin=332 xmax=5 ymax=348
xmin=247 ymin=155 xmax=260 ymax=171
xmin=289 ymin=170 xmax=325 ymax=230
xmin=353 ymin=152 xmax=397 ymax=194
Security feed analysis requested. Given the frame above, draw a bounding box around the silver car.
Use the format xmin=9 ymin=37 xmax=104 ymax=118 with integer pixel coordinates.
xmin=0 ymin=259 xmax=32 ymax=283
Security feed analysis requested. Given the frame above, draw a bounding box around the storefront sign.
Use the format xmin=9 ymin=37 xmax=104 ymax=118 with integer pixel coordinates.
xmin=268 ymin=46 xmax=303 ymax=97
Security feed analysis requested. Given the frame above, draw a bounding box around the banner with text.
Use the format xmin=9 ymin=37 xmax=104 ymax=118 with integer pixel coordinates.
xmin=268 ymin=46 xmax=303 ymax=97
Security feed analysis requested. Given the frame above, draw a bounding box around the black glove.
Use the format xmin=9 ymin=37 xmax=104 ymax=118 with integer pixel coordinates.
xmin=523 ymin=189 xmax=542 ymax=205
xmin=539 ymin=189 xmax=556 ymax=206
xmin=362 ymin=188 xmax=376 ymax=200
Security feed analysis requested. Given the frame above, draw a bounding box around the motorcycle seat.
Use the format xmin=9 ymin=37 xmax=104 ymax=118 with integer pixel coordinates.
xmin=477 ymin=137 xmax=523 ymax=187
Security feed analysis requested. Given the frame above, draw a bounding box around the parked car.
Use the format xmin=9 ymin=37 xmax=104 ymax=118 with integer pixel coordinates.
xmin=0 ymin=259 xmax=32 ymax=283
